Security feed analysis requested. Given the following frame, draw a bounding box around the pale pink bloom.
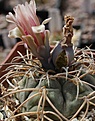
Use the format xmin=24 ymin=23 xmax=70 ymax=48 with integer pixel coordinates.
xmin=6 ymin=0 xmax=51 ymax=58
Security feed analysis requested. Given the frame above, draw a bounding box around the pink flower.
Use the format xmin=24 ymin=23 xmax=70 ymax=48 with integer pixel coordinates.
xmin=6 ymin=0 xmax=51 ymax=58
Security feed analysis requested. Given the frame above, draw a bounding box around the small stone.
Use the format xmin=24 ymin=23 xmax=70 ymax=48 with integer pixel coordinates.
xmin=71 ymin=118 xmax=79 ymax=121
xmin=0 ymin=112 xmax=3 ymax=120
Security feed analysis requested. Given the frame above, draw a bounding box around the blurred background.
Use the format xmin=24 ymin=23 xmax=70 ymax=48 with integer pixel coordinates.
xmin=0 ymin=0 xmax=95 ymax=63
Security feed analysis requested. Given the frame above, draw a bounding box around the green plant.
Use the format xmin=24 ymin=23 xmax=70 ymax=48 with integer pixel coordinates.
xmin=0 ymin=0 xmax=95 ymax=120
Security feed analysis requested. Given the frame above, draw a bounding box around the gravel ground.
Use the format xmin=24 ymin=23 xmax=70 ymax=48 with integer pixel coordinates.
xmin=72 ymin=109 xmax=95 ymax=121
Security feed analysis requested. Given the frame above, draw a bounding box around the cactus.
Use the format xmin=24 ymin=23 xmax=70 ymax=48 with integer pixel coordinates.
xmin=0 ymin=0 xmax=95 ymax=120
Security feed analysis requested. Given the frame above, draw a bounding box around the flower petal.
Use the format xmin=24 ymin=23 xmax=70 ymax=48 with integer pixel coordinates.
xmin=44 ymin=30 xmax=50 ymax=54
xmin=42 ymin=18 xmax=52 ymax=25
xmin=32 ymin=25 xmax=45 ymax=33
xmin=22 ymin=35 xmax=39 ymax=57
xmin=8 ymin=27 xmax=22 ymax=38
xmin=31 ymin=25 xmax=46 ymax=46
xmin=30 ymin=0 xmax=36 ymax=13
xmin=6 ymin=12 xmax=16 ymax=23
xmin=15 ymin=5 xmax=34 ymax=35
xmin=26 ymin=1 xmax=40 ymax=25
